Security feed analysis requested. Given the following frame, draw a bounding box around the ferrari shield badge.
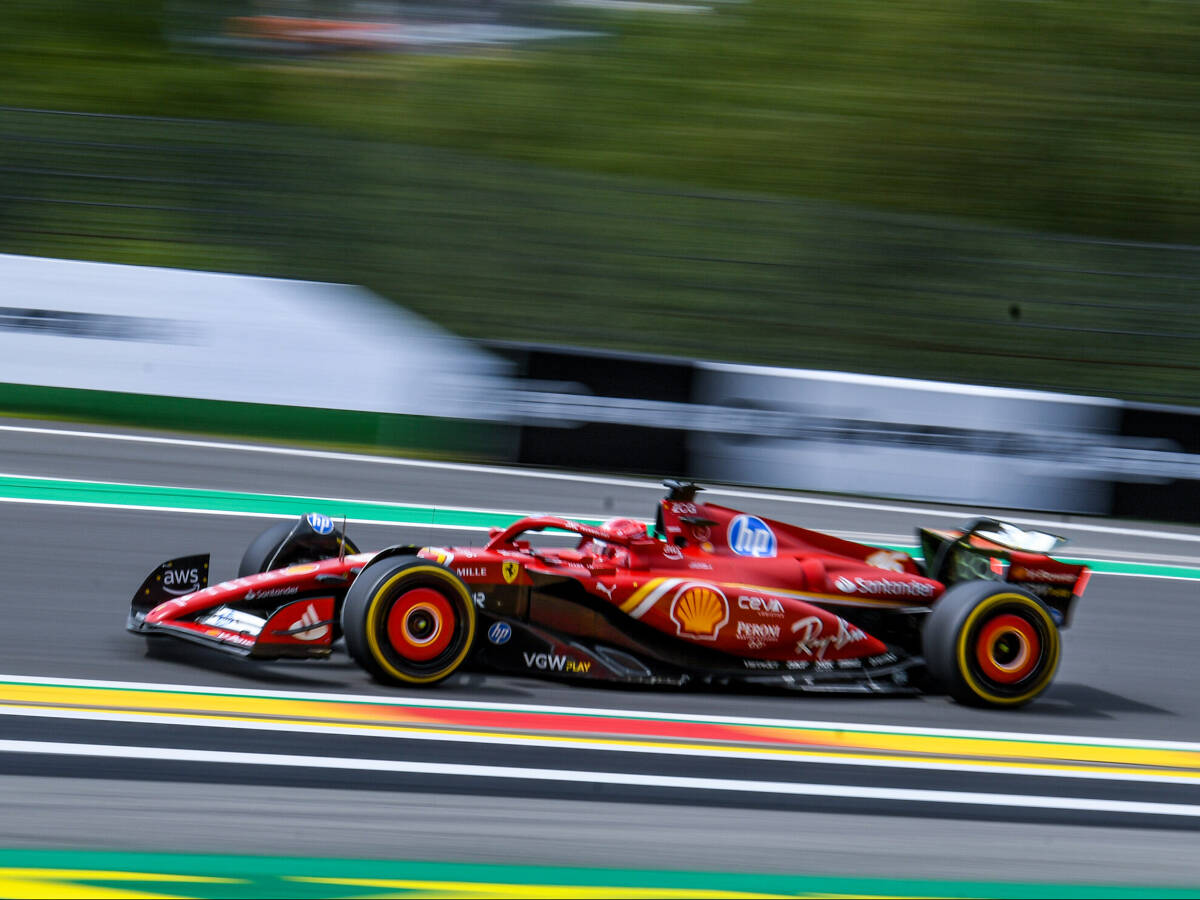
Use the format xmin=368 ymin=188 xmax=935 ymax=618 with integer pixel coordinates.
xmin=502 ymin=561 xmax=521 ymax=584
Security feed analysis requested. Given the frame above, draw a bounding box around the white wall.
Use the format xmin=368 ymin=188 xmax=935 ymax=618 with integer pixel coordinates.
xmin=0 ymin=254 xmax=507 ymax=418
xmin=689 ymin=362 xmax=1123 ymax=512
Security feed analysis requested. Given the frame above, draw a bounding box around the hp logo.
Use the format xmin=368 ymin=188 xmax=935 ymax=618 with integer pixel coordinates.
xmin=305 ymin=512 xmax=335 ymax=535
xmin=727 ymin=515 xmax=777 ymax=558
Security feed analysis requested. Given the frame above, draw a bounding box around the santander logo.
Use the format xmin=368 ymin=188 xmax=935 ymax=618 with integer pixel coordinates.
xmin=288 ymin=603 xmax=329 ymax=641
xmin=832 ymin=574 xmax=934 ymax=598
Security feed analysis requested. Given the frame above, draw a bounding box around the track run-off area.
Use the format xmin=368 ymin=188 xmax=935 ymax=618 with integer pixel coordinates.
xmin=2 ymin=421 xmax=1200 ymax=897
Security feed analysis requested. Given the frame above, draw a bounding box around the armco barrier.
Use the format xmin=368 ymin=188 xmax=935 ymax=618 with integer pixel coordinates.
xmin=484 ymin=342 xmax=693 ymax=474
xmin=687 ymin=362 xmax=1133 ymax=513
xmin=0 ymin=383 xmax=512 ymax=459
xmin=1112 ymin=403 xmax=1200 ymax=522
xmin=490 ymin=342 xmax=1200 ymax=523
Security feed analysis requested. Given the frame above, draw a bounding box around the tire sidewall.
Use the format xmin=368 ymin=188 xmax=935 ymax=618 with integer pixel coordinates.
xmin=342 ymin=557 xmax=476 ymax=685
xmin=238 ymin=518 xmax=360 ymax=578
xmin=239 ymin=521 xmax=301 ymax=577
xmin=924 ymin=582 xmax=1061 ymax=708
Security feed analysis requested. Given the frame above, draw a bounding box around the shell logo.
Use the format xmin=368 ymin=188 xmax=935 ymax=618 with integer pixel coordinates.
xmin=670 ymin=583 xmax=729 ymax=641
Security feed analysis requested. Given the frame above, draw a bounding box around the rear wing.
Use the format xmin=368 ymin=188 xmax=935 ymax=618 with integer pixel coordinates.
xmin=919 ymin=521 xmax=1088 ymax=627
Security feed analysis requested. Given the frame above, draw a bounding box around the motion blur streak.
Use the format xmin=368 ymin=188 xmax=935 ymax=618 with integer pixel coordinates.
xmin=7 ymin=738 xmax=1200 ymax=819
xmin=5 ymin=677 xmax=1200 ymax=783
xmin=1 ymin=435 xmax=1200 ymax=887
xmin=5 ymin=1 xmax=1200 ymax=401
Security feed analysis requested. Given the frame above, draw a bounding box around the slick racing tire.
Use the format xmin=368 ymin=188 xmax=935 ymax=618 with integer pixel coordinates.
xmin=922 ymin=582 xmax=1061 ymax=708
xmin=341 ymin=556 xmax=477 ymax=686
xmin=239 ymin=515 xmax=359 ymax=577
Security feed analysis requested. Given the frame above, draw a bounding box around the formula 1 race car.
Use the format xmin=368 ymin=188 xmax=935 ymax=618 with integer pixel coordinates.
xmin=128 ymin=481 xmax=1090 ymax=707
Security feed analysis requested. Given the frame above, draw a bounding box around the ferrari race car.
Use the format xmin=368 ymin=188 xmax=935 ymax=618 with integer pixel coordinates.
xmin=128 ymin=481 xmax=1090 ymax=708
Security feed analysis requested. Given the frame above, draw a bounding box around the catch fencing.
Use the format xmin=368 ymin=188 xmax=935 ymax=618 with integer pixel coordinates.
xmin=3 ymin=106 xmax=1200 ymax=521
xmin=3 ymin=106 xmax=1200 ymax=405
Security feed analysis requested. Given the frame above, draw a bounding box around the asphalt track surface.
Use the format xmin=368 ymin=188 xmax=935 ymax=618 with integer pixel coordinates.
xmin=3 ymin=421 xmax=1200 ymax=888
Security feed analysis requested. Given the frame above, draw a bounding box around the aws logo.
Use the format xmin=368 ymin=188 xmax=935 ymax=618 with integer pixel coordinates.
xmin=162 ymin=567 xmax=202 ymax=596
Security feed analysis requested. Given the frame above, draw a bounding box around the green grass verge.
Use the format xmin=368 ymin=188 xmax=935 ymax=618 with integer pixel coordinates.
xmin=1 ymin=849 xmax=1197 ymax=899
xmin=0 ymin=383 xmax=514 ymax=460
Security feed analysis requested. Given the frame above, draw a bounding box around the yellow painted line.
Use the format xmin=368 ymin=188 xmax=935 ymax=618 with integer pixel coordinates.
xmin=4 ymin=682 xmax=1200 ymax=781
xmin=0 ymin=868 xmax=240 ymax=900
xmin=617 ymin=579 xmax=911 ymax=614
xmin=619 ymin=578 xmax=666 ymax=613
xmin=293 ymin=875 xmax=792 ymax=898
xmin=745 ymin=725 xmax=1200 ymax=770
xmin=0 ymin=684 xmax=378 ymax=721
xmin=9 ymin=702 xmax=1199 ymax=782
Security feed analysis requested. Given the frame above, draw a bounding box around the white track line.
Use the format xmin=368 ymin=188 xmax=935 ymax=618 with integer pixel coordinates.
xmin=3 ymin=423 xmax=1199 ymax=543
xmin=2 ymin=705 xmax=1194 ymax=787
xmin=3 ymin=739 xmax=1199 ymax=818
xmin=7 ymin=674 xmax=1200 ymax=752
xmin=0 ymin=496 xmax=500 ymax=531
xmin=0 ymin=470 xmax=602 ymax=522
xmin=0 ymin=477 xmax=1192 ymax=574
xmin=0 ymin=424 xmax=655 ymax=486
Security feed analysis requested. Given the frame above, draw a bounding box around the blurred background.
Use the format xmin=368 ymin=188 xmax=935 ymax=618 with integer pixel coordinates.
xmin=4 ymin=9 xmax=1200 ymax=895
xmin=3 ymin=0 xmax=1198 ymax=403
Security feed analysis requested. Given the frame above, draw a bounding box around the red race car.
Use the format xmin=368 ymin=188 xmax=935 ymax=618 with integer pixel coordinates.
xmin=128 ymin=481 xmax=1089 ymax=707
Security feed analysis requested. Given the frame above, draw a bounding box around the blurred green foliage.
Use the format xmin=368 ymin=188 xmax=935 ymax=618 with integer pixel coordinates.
xmin=6 ymin=0 xmax=1199 ymax=240
xmin=1 ymin=0 xmax=1198 ymax=403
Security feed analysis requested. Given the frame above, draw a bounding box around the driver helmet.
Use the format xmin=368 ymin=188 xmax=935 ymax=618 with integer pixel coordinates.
xmin=599 ymin=517 xmax=648 ymax=541
xmin=585 ymin=517 xmax=647 ymax=560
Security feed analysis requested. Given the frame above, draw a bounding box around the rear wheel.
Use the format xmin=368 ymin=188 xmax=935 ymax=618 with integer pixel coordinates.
xmin=341 ymin=556 xmax=476 ymax=685
xmin=923 ymin=582 xmax=1061 ymax=708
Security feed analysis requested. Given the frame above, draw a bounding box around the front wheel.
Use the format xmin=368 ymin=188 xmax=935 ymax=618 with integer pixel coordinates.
xmin=923 ymin=582 xmax=1061 ymax=708
xmin=341 ymin=557 xmax=477 ymax=686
